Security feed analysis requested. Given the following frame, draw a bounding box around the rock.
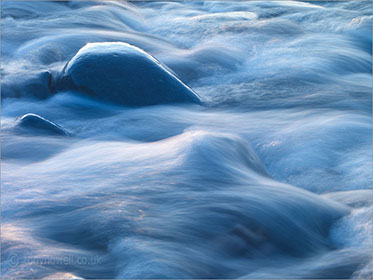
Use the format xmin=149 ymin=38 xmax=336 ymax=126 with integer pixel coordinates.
xmin=2 ymin=71 xmax=54 ymax=99
xmin=56 ymin=42 xmax=202 ymax=106
xmin=15 ymin=113 xmax=70 ymax=136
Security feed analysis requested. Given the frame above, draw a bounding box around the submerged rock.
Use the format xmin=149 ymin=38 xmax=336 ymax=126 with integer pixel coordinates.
xmin=15 ymin=113 xmax=70 ymax=136
xmin=2 ymin=71 xmax=54 ymax=99
xmin=56 ymin=42 xmax=202 ymax=106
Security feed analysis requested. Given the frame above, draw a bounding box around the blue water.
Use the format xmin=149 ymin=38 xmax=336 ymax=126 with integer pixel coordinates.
xmin=1 ymin=1 xmax=372 ymax=279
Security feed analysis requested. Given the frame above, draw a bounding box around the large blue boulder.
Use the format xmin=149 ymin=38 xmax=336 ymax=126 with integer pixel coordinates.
xmin=56 ymin=42 xmax=202 ymax=106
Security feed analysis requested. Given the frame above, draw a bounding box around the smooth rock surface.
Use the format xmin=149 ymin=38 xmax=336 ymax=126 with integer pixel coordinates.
xmin=15 ymin=113 xmax=70 ymax=136
xmin=56 ymin=42 xmax=202 ymax=106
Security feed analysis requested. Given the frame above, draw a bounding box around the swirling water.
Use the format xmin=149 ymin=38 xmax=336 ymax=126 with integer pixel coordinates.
xmin=1 ymin=1 xmax=372 ymax=279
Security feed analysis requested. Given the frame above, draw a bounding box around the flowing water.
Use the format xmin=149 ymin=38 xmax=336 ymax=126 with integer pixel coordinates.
xmin=1 ymin=1 xmax=372 ymax=279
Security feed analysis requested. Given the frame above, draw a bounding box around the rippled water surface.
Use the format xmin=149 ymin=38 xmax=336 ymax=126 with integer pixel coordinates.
xmin=1 ymin=1 xmax=372 ymax=279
